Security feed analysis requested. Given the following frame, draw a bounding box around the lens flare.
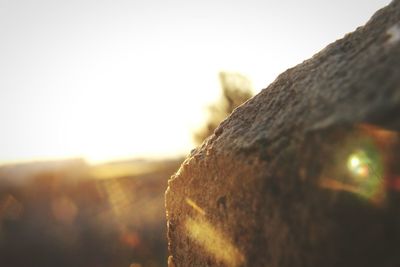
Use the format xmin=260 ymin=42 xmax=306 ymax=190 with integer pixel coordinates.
xmin=319 ymin=124 xmax=396 ymax=205
xmin=347 ymin=141 xmax=384 ymax=198
xmin=346 ymin=143 xmax=383 ymax=200
xmin=347 ymin=151 xmax=371 ymax=179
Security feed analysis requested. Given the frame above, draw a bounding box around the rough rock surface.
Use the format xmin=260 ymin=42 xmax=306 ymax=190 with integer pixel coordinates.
xmin=166 ymin=1 xmax=400 ymax=266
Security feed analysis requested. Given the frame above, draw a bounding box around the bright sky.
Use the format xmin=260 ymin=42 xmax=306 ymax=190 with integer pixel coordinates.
xmin=0 ymin=0 xmax=391 ymax=164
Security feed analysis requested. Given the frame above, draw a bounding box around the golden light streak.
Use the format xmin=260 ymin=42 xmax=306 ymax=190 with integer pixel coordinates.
xmin=320 ymin=177 xmax=362 ymax=195
xmin=185 ymin=198 xmax=206 ymax=216
xmin=103 ymin=180 xmax=132 ymax=218
xmin=357 ymin=124 xmax=398 ymax=144
xmin=185 ymin=217 xmax=245 ymax=267
xmin=320 ymin=176 xmax=385 ymax=205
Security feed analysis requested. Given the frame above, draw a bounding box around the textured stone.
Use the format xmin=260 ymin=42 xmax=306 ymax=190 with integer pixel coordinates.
xmin=166 ymin=1 xmax=400 ymax=266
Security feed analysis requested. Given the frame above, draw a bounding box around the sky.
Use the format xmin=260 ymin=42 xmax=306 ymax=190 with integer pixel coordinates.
xmin=0 ymin=0 xmax=392 ymax=164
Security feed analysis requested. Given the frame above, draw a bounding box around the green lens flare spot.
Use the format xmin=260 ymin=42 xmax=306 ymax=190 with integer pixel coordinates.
xmin=347 ymin=151 xmax=371 ymax=179
xmin=345 ymin=141 xmax=384 ymax=199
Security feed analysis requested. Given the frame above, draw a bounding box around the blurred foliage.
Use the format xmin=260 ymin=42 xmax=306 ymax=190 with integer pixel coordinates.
xmin=194 ymin=72 xmax=254 ymax=145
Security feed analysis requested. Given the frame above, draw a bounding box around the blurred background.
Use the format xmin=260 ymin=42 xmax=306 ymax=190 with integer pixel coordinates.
xmin=0 ymin=0 xmax=391 ymax=266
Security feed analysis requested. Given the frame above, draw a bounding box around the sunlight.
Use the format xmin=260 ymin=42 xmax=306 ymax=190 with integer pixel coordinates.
xmin=185 ymin=197 xmax=206 ymax=216
xmin=0 ymin=1 xmax=395 ymax=266
xmin=185 ymin=216 xmax=245 ymax=267
xmin=103 ymin=179 xmax=132 ymax=219
xmin=0 ymin=0 xmax=390 ymax=164
xmin=183 ymin=197 xmax=244 ymax=265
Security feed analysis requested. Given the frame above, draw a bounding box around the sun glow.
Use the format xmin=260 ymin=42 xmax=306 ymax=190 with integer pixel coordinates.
xmin=0 ymin=0 xmax=390 ymax=164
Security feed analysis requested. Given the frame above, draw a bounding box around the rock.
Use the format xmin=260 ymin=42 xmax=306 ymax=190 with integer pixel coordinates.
xmin=165 ymin=1 xmax=400 ymax=266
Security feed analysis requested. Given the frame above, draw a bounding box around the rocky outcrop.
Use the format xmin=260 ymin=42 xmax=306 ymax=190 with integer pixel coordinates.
xmin=166 ymin=1 xmax=400 ymax=266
